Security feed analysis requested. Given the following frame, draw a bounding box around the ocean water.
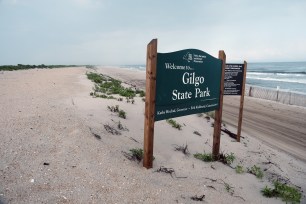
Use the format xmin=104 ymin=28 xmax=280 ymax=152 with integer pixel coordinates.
xmin=120 ymin=61 xmax=306 ymax=94
xmin=247 ymin=62 xmax=306 ymax=94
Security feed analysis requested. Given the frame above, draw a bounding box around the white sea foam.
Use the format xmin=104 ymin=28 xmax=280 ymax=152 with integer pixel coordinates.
xmin=246 ymin=76 xmax=306 ymax=85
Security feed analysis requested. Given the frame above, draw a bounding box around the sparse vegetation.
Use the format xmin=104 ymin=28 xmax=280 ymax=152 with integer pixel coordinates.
xmin=248 ymin=165 xmax=264 ymax=179
xmin=224 ymin=182 xmax=234 ymax=195
xmin=107 ymin=105 xmax=119 ymax=112
xmin=173 ymin=143 xmax=190 ymax=155
xmin=129 ymin=148 xmax=143 ymax=162
xmin=118 ymin=110 xmax=126 ymax=119
xmin=122 ymin=148 xmax=155 ymax=163
xmin=104 ymin=124 xmax=121 ymax=135
xmin=206 ymin=111 xmax=215 ymax=119
xmin=194 ymin=153 xmax=214 ymax=162
xmin=0 ymin=64 xmax=79 ymax=71
xmin=166 ymin=119 xmax=182 ymax=130
xmin=155 ymin=166 xmax=187 ymax=179
xmin=117 ymin=121 xmax=123 ymax=130
xmin=193 ymin=131 xmax=201 ymax=136
xmin=190 ymin=194 xmax=205 ymax=201
xmin=194 ymin=152 xmax=235 ymax=165
xmin=87 ymin=72 xmax=142 ymax=99
xmin=136 ymin=89 xmax=145 ymax=97
xmin=224 ymin=152 xmax=235 ymax=165
xmin=262 ymin=186 xmax=274 ymax=197
xmin=107 ymin=105 xmax=126 ymax=119
xmin=261 ymin=181 xmax=301 ymax=203
xmin=94 ymin=93 xmax=116 ymax=99
xmin=235 ymin=165 xmax=244 ymax=174
xmin=216 ymin=152 xmax=236 ymax=165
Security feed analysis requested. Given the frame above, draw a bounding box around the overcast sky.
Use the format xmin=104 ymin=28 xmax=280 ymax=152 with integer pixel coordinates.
xmin=1 ymin=0 xmax=306 ymax=65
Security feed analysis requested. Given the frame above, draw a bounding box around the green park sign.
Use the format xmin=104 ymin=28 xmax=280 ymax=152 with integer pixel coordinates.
xmin=155 ymin=49 xmax=222 ymax=121
xmin=143 ymin=39 xmax=226 ymax=169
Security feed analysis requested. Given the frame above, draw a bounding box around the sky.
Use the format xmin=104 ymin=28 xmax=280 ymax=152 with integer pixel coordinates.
xmin=0 ymin=0 xmax=306 ymax=65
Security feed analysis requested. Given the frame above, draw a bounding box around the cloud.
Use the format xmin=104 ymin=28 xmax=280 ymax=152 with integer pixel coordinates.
xmin=69 ymin=0 xmax=104 ymax=9
xmin=1 ymin=0 xmax=18 ymax=4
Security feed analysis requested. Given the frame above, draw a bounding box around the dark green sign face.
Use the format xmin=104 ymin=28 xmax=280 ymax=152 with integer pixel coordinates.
xmin=155 ymin=49 xmax=222 ymax=121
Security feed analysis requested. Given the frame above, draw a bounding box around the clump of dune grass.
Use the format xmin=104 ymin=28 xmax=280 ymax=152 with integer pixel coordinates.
xmin=166 ymin=119 xmax=182 ymax=130
xmin=86 ymin=72 xmax=144 ymax=99
xmin=107 ymin=105 xmax=127 ymax=119
xmin=205 ymin=111 xmax=215 ymax=119
xmin=194 ymin=152 xmax=214 ymax=162
xmin=248 ymin=165 xmax=264 ymax=179
xmin=261 ymin=181 xmax=301 ymax=203
xmin=235 ymin=165 xmax=244 ymax=174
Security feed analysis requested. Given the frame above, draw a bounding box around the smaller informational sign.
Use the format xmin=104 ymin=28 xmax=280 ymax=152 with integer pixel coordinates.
xmin=224 ymin=64 xmax=244 ymax=95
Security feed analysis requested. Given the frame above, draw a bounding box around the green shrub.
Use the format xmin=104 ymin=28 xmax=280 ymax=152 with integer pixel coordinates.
xmin=248 ymin=165 xmax=263 ymax=179
xmin=262 ymin=186 xmax=274 ymax=197
xmin=107 ymin=105 xmax=119 ymax=112
xmin=136 ymin=90 xmax=145 ymax=97
xmin=261 ymin=181 xmax=301 ymax=203
xmin=194 ymin=153 xmax=214 ymax=162
xmin=225 ymin=152 xmax=235 ymax=165
xmin=129 ymin=148 xmax=143 ymax=161
xmin=224 ymin=182 xmax=234 ymax=195
xmin=166 ymin=119 xmax=182 ymax=130
xmin=235 ymin=165 xmax=244 ymax=174
xmin=87 ymin=72 xmax=138 ymax=98
xmin=206 ymin=111 xmax=215 ymax=119
xmin=86 ymin=72 xmax=105 ymax=83
xmin=119 ymin=110 xmax=126 ymax=119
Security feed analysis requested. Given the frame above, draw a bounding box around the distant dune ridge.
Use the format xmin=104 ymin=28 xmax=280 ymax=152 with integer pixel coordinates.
xmin=0 ymin=67 xmax=305 ymax=203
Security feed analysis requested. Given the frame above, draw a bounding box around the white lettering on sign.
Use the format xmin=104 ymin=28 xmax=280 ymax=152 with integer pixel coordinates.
xmin=182 ymin=72 xmax=205 ymax=87
xmin=195 ymin=87 xmax=210 ymax=98
xmin=172 ymin=89 xmax=192 ymax=100
xmin=165 ymin=63 xmax=192 ymax=70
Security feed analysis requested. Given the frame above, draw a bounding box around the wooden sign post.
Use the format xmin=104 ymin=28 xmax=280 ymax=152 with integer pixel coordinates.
xmin=237 ymin=61 xmax=247 ymax=142
xmin=143 ymin=39 xmax=157 ymax=169
xmin=212 ymin=51 xmax=226 ymax=158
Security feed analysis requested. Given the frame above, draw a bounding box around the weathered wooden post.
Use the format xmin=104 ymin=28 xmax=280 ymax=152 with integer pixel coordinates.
xmin=237 ymin=61 xmax=247 ymax=142
xmin=143 ymin=39 xmax=157 ymax=169
xmin=212 ymin=50 xmax=226 ymax=159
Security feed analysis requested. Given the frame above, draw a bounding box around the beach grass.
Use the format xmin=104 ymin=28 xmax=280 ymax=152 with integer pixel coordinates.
xmin=224 ymin=152 xmax=235 ymax=165
xmin=235 ymin=165 xmax=244 ymax=174
xmin=129 ymin=148 xmax=144 ymax=161
xmin=0 ymin=64 xmax=79 ymax=71
xmin=107 ymin=105 xmax=127 ymax=119
xmin=166 ymin=119 xmax=182 ymax=130
xmin=261 ymin=181 xmax=301 ymax=203
xmin=193 ymin=153 xmax=214 ymax=162
xmin=86 ymin=72 xmax=140 ymax=99
xmin=248 ymin=165 xmax=264 ymax=179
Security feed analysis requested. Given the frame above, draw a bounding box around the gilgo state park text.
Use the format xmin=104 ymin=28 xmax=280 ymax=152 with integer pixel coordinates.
xmin=172 ymin=72 xmax=211 ymax=100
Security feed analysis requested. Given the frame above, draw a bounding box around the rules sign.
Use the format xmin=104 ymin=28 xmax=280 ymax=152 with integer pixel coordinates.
xmin=224 ymin=64 xmax=244 ymax=95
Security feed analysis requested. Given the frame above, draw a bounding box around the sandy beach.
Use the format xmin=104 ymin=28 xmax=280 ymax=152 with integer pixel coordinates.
xmin=0 ymin=67 xmax=305 ymax=203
